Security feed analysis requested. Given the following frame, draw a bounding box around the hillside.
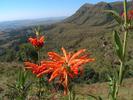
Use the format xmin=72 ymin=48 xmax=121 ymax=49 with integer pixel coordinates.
xmin=0 ymin=1 xmax=132 ymax=77
xmin=65 ymin=1 xmax=132 ymax=25
xmin=65 ymin=2 xmax=113 ymax=25
xmin=0 ymin=1 xmax=132 ymax=73
xmin=43 ymin=1 xmax=133 ymax=73
xmin=0 ymin=1 xmax=133 ymax=99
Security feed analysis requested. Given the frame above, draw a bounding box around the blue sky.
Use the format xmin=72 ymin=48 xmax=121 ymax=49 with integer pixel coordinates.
xmin=0 ymin=0 xmax=123 ymax=22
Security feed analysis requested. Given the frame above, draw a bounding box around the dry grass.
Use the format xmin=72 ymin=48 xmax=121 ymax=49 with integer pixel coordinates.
xmin=74 ymin=78 xmax=133 ymax=100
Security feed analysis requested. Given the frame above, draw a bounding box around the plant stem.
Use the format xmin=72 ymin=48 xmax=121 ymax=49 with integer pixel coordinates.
xmin=113 ymin=0 xmax=128 ymax=99
xmin=37 ymin=50 xmax=42 ymax=98
xmin=118 ymin=60 xmax=123 ymax=85
xmin=119 ymin=0 xmax=128 ymax=85
xmin=123 ymin=0 xmax=128 ymax=26
xmin=118 ymin=30 xmax=128 ymax=85
xmin=123 ymin=0 xmax=128 ymax=60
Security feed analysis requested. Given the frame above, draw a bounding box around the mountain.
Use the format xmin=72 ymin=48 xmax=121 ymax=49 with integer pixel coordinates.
xmin=65 ymin=2 xmax=113 ymax=25
xmin=65 ymin=1 xmax=133 ymax=25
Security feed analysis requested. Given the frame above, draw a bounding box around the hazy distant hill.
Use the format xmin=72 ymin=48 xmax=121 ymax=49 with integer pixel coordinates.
xmin=0 ymin=17 xmax=66 ymax=32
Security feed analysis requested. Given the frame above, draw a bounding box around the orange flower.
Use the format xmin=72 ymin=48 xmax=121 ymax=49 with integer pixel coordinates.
xmin=47 ymin=47 xmax=95 ymax=95
xmin=121 ymin=10 xmax=133 ymax=21
xmin=128 ymin=10 xmax=133 ymax=20
xmin=24 ymin=48 xmax=94 ymax=95
xmin=24 ymin=61 xmax=53 ymax=78
xmin=28 ymin=36 xmax=44 ymax=48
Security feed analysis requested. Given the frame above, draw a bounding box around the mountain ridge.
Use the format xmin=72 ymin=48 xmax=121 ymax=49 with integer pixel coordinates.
xmin=65 ymin=1 xmax=132 ymax=26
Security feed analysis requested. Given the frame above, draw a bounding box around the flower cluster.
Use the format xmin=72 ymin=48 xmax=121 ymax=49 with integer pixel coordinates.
xmin=121 ymin=10 xmax=133 ymax=21
xmin=28 ymin=36 xmax=44 ymax=48
xmin=24 ymin=47 xmax=95 ymax=95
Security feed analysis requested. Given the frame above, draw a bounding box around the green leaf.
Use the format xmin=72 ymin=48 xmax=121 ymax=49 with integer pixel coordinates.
xmin=98 ymin=96 xmax=103 ymax=100
xmin=103 ymin=10 xmax=124 ymax=25
xmin=113 ymin=31 xmax=123 ymax=61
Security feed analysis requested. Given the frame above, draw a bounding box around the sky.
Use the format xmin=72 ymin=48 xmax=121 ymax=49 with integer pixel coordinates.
xmin=0 ymin=0 xmax=123 ymax=22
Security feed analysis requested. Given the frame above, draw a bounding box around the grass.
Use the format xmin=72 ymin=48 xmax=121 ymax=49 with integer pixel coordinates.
xmin=0 ymin=62 xmax=133 ymax=100
xmin=0 ymin=62 xmax=23 ymax=98
xmin=74 ymin=78 xmax=133 ymax=100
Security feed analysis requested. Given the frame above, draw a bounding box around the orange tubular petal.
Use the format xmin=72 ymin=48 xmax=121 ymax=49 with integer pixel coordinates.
xmin=72 ymin=67 xmax=79 ymax=75
xmin=48 ymin=52 xmax=63 ymax=61
xmin=49 ymin=68 xmax=61 ymax=82
xmin=37 ymin=69 xmax=52 ymax=78
xmin=68 ymin=52 xmax=72 ymax=60
xmin=24 ymin=62 xmax=38 ymax=69
xmin=41 ymin=61 xmax=63 ymax=69
xmin=37 ymin=66 xmax=47 ymax=73
xmin=70 ymin=66 xmax=78 ymax=74
xmin=69 ymin=49 xmax=86 ymax=62
xmin=28 ymin=37 xmax=34 ymax=42
xmin=41 ymin=60 xmax=56 ymax=64
xmin=25 ymin=67 xmax=33 ymax=69
xmin=61 ymin=47 xmax=68 ymax=62
xmin=71 ymin=60 xmax=84 ymax=68
xmin=28 ymin=38 xmax=37 ymax=44
xmin=69 ymin=59 xmax=82 ymax=65
xmin=72 ymin=58 xmax=95 ymax=67
xmin=38 ymin=36 xmax=44 ymax=47
xmin=86 ymin=58 xmax=95 ymax=62
xmin=24 ymin=62 xmax=42 ymax=75
xmin=79 ymin=53 xmax=91 ymax=59
xmin=39 ymin=36 xmax=44 ymax=42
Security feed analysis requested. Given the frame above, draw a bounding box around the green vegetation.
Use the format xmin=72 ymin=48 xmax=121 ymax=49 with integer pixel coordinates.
xmin=0 ymin=1 xmax=133 ymax=100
